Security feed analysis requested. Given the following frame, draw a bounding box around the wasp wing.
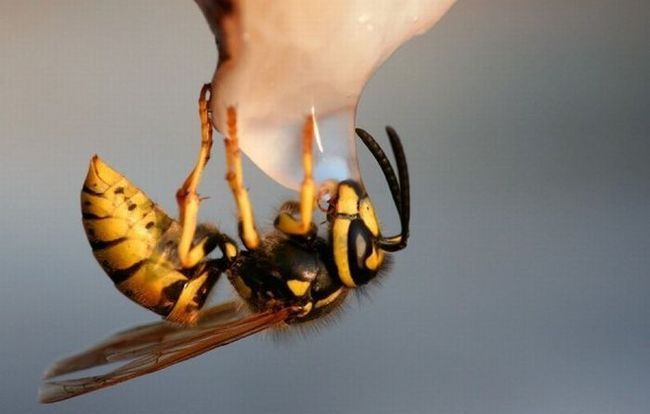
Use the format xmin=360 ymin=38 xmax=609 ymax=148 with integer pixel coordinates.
xmin=43 ymin=301 xmax=245 ymax=379
xmin=39 ymin=305 xmax=293 ymax=404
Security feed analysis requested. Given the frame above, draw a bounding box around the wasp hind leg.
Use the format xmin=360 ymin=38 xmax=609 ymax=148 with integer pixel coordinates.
xmin=224 ymin=107 xmax=261 ymax=250
xmin=274 ymin=114 xmax=317 ymax=238
xmin=175 ymin=83 xmax=221 ymax=268
xmin=172 ymin=84 xmax=242 ymax=324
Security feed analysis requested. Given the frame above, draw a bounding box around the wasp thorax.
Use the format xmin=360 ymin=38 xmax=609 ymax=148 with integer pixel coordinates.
xmin=227 ymin=233 xmax=347 ymax=322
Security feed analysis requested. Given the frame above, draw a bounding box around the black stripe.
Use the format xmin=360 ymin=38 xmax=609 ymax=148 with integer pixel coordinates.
xmin=157 ymin=211 xmax=173 ymax=233
xmin=194 ymin=266 xmax=222 ymax=307
xmin=339 ymin=179 xmax=367 ymax=198
xmin=333 ymin=212 xmax=357 ymax=220
xmin=81 ymin=185 xmax=104 ymax=196
xmin=161 ymin=279 xmax=185 ymax=302
xmin=89 ymin=237 xmax=128 ymax=251
xmin=108 ymin=259 xmax=146 ymax=285
xmin=81 ymin=212 xmax=109 ymax=220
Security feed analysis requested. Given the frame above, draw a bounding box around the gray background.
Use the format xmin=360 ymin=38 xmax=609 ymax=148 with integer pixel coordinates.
xmin=2 ymin=1 xmax=649 ymax=413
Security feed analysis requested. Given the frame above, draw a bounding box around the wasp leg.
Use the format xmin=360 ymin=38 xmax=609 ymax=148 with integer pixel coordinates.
xmin=176 ymin=84 xmax=215 ymax=268
xmin=274 ymin=115 xmax=317 ymax=237
xmin=224 ymin=107 xmax=261 ymax=250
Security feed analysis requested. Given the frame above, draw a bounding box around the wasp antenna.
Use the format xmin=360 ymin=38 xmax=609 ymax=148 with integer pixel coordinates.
xmin=356 ymin=127 xmax=409 ymax=252
xmin=385 ymin=126 xmax=410 ymax=246
xmin=355 ymin=128 xmax=402 ymax=213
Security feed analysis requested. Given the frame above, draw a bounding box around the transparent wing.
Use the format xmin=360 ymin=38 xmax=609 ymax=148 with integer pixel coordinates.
xmin=39 ymin=304 xmax=294 ymax=403
xmin=42 ymin=302 xmax=244 ymax=380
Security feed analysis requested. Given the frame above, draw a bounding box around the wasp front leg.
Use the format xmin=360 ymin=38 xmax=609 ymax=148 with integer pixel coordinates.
xmin=176 ymin=84 xmax=215 ymax=268
xmin=274 ymin=115 xmax=318 ymax=238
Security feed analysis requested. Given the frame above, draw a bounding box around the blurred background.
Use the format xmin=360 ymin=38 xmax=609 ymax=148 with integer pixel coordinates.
xmin=1 ymin=1 xmax=649 ymax=413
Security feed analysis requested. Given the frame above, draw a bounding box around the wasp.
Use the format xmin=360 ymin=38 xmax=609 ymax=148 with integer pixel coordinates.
xmin=40 ymin=84 xmax=410 ymax=403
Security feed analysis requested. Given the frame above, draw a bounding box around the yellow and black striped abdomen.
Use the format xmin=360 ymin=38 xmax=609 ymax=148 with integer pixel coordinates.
xmin=80 ymin=156 xmax=202 ymax=322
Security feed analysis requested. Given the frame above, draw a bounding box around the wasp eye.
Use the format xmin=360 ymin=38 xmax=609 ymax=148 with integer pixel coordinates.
xmin=347 ymin=219 xmax=379 ymax=285
xmin=197 ymin=0 xmax=456 ymax=190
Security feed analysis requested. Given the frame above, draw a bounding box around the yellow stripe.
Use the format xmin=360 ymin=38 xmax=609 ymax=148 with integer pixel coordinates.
xmin=333 ymin=218 xmax=356 ymax=287
xmin=92 ymin=238 xmax=152 ymax=270
xmin=336 ymin=184 xmax=359 ymax=215
xmin=359 ymin=198 xmax=380 ymax=237
xmin=167 ymin=272 xmax=210 ymax=324
xmin=109 ymin=192 xmax=152 ymax=220
xmin=81 ymin=191 xmax=117 ymax=218
xmin=299 ymin=302 xmax=313 ymax=316
xmin=314 ymin=288 xmax=343 ymax=309
xmin=287 ymin=279 xmax=311 ymax=297
xmin=364 ymin=248 xmax=384 ymax=271
xmin=116 ymin=262 xmax=186 ymax=309
xmin=83 ymin=217 xmax=130 ymax=242
xmin=224 ymin=242 xmax=238 ymax=260
xmin=84 ymin=156 xmax=123 ymax=193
